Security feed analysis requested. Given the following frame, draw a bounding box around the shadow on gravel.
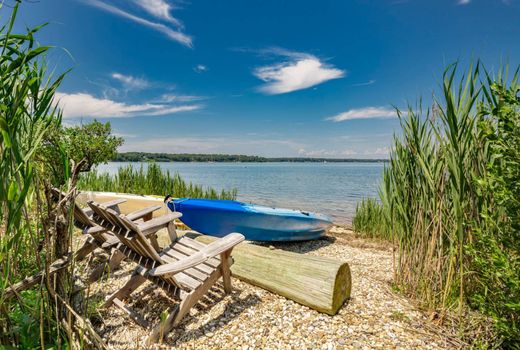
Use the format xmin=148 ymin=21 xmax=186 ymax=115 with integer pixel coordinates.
xmin=170 ymin=288 xmax=262 ymax=347
xmin=253 ymin=235 xmax=337 ymax=254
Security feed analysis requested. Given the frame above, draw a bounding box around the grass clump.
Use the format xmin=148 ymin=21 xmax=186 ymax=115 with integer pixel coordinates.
xmin=77 ymin=162 xmax=238 ymax=200
xmin=352 ymin=63 xmax=519 ymax=348
xmin=352 ymin=198 xmax=390 ymax=240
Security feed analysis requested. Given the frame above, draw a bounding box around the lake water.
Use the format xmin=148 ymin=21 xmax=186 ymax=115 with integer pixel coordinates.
xmin=96 ymin=162 xmax=384 ymax=224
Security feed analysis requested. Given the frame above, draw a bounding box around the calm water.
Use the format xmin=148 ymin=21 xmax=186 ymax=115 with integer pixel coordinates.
xmin=96 ymin=162 xmax=384 ymax=224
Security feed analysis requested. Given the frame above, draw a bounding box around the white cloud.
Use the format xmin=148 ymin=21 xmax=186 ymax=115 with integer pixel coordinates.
xmin=365 ymin=147 xmax=390 ymax=157
xmin=327 ymin=107 xmax=397 ymax=122
xmin=458 ymin=0 xmax=471 ymax=4
xmin=351 ymin=79 xmax=376 ymax=87
xmin=298 ymin=148 xmax=358 ymax=157
xmin=55 ymin=92 xmax=200 ymax=118
xmin=159 ymin=93 xmax=207 ymax=102
xmin=373 ymin=147 xmax=390 ymax=155
xmin=111 ymin=73 xmax=150 ymax=90
xmin=194 ymin=64 xmax=208 ymax=73
xmin=82 ymin=0 xmax=192 ymax=47
xmin=120 ymin=137 xmax=303 ymax=155
xmin=253 ymin=53 xmax=345 ymax=94
xmin=134 ymin=0 xmax=183 ymax=27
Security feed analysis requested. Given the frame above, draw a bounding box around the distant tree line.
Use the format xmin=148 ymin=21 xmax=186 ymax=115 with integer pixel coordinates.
xmin=113 ymin=152 xmax=388 ymax=163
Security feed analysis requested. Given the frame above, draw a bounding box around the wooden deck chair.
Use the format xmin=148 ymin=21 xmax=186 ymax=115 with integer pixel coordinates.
xmin=87 ymin=200 xmax=245 ymax=345
xmin=51 ymin=188 xmax=162 ymax=282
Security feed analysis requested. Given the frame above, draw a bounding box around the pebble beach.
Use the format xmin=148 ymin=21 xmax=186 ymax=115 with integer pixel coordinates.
xmin=77 ymin=226 xmax=462 ymax=349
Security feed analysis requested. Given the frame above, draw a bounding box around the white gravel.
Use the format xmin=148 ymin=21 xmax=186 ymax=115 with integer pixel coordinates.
xmin=77 ymin=226 xmax=461 ymax=349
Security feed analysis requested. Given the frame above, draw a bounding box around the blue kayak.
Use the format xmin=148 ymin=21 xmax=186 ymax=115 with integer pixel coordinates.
xmin=166 ymin=198 xmax=332 ymax=241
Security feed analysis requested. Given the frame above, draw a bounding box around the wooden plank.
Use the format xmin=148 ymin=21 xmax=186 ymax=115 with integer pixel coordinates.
xmin=162 ymin=248 xmax=214 ymax=275
xmin=174 ymin=240 xmax=220 ymax=268
xmin=113 ymin=298 xmax=150 ymax=329
xmin=191 ymin=233 xmax=352 ymax=315
xmin=171 ymin=271 xmax=202 ymax=291
xmin=159 ymin=253 xmax=209 ymax=282
xmin=4 ymin=258 xmax=69 ymax=300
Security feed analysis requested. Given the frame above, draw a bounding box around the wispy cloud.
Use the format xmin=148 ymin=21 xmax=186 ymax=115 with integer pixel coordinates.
xmin=55 ymin=92 xmax=200 ymax=118
xmin=133 ymin=0 xmax=183 ymax=28
xmin=111 ymin=72 xmax=150 ymax=90
xmin=298 ymin=148 xmax=357 ymax=157
xmin=351 ymin=79 xmax=376 ymax=87
xmin=158 ymin=93 xmax=207 ymax=102
xmin=250 ymin=48 xmax=345 ymax=94
xmin=194 ymin=64 xmax=208 ymax=73
xmin=326 ymin=107 xmax=396 ymax=122
xmin=119 ymin=136 xmax=303 ymax=155
xmin=365 ymin=147 xmax=390 ymax=157
xmin=81 ymin=0 xmax=192 ymax=47
xmin=458 ymin=0 xmax=471 ymax=4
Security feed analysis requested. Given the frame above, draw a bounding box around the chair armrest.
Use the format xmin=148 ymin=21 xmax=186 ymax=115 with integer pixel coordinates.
xmin=149 ymin=233 xmax=244 ymax=276
xmin=149 ymin=251 xmax=206 ymax=276
xmin=126 ymin=205 xmax=162 ymax=221
xmin=198 ymin=232 xmax=244 ymax=257
xmin=101 ymin=198 xmax=126 ymax=209
xmin=137 ymin=212 xmax=182 ymax=236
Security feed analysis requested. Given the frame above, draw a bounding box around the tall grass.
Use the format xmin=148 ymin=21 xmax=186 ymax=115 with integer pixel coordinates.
xmin=352 ymin=198 xmax=390 ymax=240
xmin=0 ymin=3 xmax=73 ymax=347
xmin=77 ymin=163 xmax=238 ymax=200
xmin=353 ymin=63 xmax=519 ymax=347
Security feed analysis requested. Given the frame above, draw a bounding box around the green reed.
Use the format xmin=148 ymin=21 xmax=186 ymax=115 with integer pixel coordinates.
xmin=0 ymin=3 xmax=72 ymax=347
xmin=77 ymin=163 xmax=238 ymax=200
xmin=352 ymin=198 xmax=391 ymax=240
xmin=353 ymin=63 xmax=519 ymax=346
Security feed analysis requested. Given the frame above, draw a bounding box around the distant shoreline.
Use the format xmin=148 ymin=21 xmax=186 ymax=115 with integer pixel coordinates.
xmin=113 ymin=152 xmax=389 ymax=163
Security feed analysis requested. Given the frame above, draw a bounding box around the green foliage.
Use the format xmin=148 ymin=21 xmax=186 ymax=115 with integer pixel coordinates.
xmin=0 ymin=3 xmax=69 ymax=347
xmin=6 ymin=290 xmax=64 ymax=350
xmin=352 ymin=198 xmax=390 ymax=239
xmin=352 ymin=63 xmax=520 ymax=347
xmin=114 ymin=152 xmax=388 ymax=163
xmin=40 ymin=120 xmax=123 ymax=185
xmin=77 ymin=163 xmax=238 ymax=200
xmin=468 ymin=71 xmax=520 ymax=347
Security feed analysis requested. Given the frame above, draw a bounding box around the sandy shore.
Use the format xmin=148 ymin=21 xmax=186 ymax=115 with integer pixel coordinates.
xmin=77 ymin=226 xmax=461 ymax=349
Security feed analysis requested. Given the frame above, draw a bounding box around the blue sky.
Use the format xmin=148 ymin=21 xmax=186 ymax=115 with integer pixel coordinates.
xmin=10 ymin=0 xmax=520 ymax=158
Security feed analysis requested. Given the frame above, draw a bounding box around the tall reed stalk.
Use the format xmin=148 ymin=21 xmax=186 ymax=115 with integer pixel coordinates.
xmin=0 ymin=3 xmax=74 ymax=347
xmin=353 ymin=63 xmax=519 ymax=346
xmin=77 ymin=163 xmax=238 ymax=200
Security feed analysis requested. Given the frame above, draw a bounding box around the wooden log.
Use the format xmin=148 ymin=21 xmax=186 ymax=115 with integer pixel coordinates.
xmin=188 ymin=233 xmax=351 ymax=315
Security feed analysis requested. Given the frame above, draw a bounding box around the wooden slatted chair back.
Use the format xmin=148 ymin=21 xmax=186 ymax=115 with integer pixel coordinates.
xmin=88 ymin=201 xmax=190 ymax=293
xmin=88 ymin=201 xmax=162 ymax=263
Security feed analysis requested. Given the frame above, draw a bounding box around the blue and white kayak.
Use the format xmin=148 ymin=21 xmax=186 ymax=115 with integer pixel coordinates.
xmin=166 ymin=198 xmax=332 ymax=242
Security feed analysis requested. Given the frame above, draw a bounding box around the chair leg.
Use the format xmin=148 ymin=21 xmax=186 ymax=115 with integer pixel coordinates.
xmin=167 ymin=221 xmax=178 ymax=243
xmin=75 ymin=237 xmax=98 ymax=260
xmin=172 ymin=267 xmax=223 ymax=327
xmin=104 ymin=272 xmax=146 ymax=307
xmin=146 ymin=305 xmax=180 ymax=345
xmin=149 ymin=234 xmax=161 ymax=252
xmin=88 ymin=249 xmax=125 ymax=283
xmin=220 ymin=251 xmax=232 ymax=294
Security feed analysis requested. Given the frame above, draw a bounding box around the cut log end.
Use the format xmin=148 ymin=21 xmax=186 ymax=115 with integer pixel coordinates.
xmin=331 ymin=262 xmax=352 ymax=315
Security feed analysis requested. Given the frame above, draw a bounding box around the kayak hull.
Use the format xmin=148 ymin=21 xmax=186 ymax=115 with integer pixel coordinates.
xmin=168 ymin=199 xmax=332 ymax=241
